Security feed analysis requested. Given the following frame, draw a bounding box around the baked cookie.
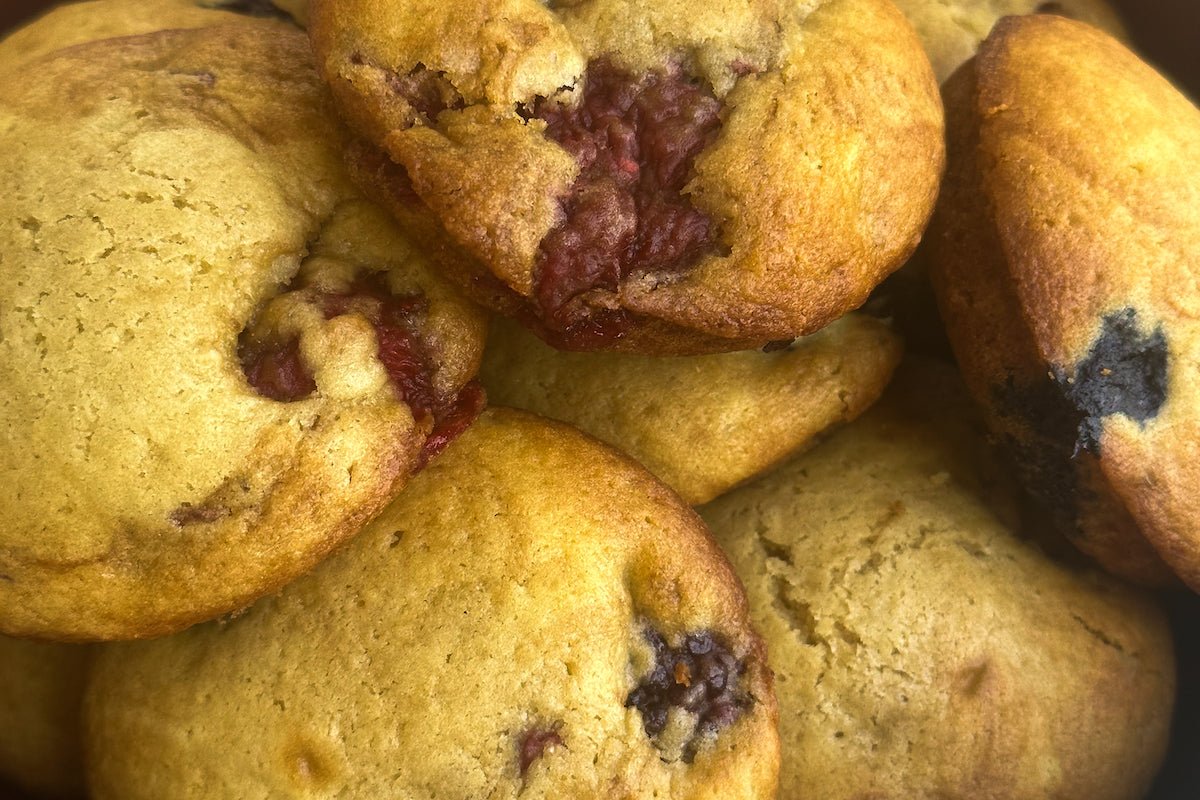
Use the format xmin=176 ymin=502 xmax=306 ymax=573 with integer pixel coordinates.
xmin=0 ymin=23 xmax=487 ymax=640
xmin=85 ymin=409 xmax=779 ymax=800
xmin=481 ymin=313 xmax=902 ymax=504
xmin=0 ymin=636 xmax=91 ymax=799
xmin=701 ymin=360 xmax=1176 ymax=800
xmin=309 ymin=0 xmax=944 ymax=353
xmin=929 ymin=16 xmax=1198 ymax=587
xmin=893 ymin=0 xmax=1126 ymax=83
xmin=0 ymin=0 xmax=300 ymax=75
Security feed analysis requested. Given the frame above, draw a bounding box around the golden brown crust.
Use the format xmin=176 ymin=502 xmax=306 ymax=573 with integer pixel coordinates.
xmin=480 ymin=314 xmax=902 ymax=504
xmin=701 ymin=359 xmax=1176 ymax=800
xmin=0 ymin=24 xmax=487 ymax=640
xmin=960 ymin=15 xmax=1200 ymax=587
xmin=309 ymin=0 xmax=944 ymax=353
xmin=86 ymin=409 xmax=778 ymax=800
xmin=928 ymin=59 xmax=1173 ymax=586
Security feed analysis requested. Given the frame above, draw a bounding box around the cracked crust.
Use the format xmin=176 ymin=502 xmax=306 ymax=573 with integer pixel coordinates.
xmin=0 ymin=0 xmax=300 ymax=75
xmin=0 ymin=636 xmax=91 ymax=798
xmin=480 ymin=313 xmax=902 ymax=504
xmin=932 ymin=16 xmax=1200 ymax=589
xmin=701 ymin=359 xmax=1176 ymax=800
xmin=0 ymin=23 xmax=487 ymax=640
xmin=86 ymin=409 xmax=779 ymax=800
xmin=891 ymin=0 xmax=1126 ymax=83
xmin=308 ymin=0 xmax=944 ymax=353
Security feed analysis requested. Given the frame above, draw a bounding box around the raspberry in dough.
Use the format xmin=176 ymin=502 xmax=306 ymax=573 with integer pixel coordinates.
xmin=86 ymin=410 xmax=779 ymax=800
xmin=929 ymin=16 xmax=1200 ymax=588
xmin=309 ymin=0 xmax=944 ymax=353
xmin=0 ymin=22 xmax=487 ymax=640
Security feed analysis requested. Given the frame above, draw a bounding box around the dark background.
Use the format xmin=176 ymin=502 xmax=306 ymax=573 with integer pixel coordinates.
xmin=0 ymin=1 xmax=1197 ymax=799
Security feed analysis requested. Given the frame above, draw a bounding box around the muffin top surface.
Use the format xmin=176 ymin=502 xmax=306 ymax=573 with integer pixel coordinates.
xmin=0 ymin=22 xmax=486 ymax=640
xmin=702 ymin=360 xmax=1176 ymax=800
xmin=935 ymin=15 xmax=1200 ymax=588
xmin=87 ymin=409 xmax=779 ymax=800
xmin=892 ymin=0 xmax=1126 ymax=83
xmin=308 ymin=0 xmax=944 ymax=352
xmin=0 ymin=0 xmax=301 ymax=73
xmin=927 ymin=41 xmax=1173 ymax=587
xmin=481 ymin=312 xmax=902 ymax=504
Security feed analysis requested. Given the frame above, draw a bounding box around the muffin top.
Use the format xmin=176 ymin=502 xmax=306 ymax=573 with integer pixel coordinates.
xmin=87 ymin=409 xmax=779 ymax=800
xmin=927 ymin=38 xmax=1172 ymax=586
xmin=0 ymin=0 xmax=301 ymax=74
xmin=481 ymin=313 xmax=902 ymax=504
xmin=932 ymin=14 xmax=1200 ymax=588
xmin=702 ymin=360 xmax=1176 ymax=800
xmin=309 ymin=0 xmax=943 ymax=352
xmin=0 ymin=22 xmax=486 ymax=640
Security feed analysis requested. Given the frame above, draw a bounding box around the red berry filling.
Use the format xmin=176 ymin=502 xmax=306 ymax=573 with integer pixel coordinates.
xmin=240 ymin=273 xmax=483 ymax=460
xmin=531 ymin=59 xmax=724 ymax=347
xmin=518 ymin=724 xmax=565 ymax=776
xmin=239 ymin=336 xmax=316 ymax=402
xmin=418 ymin=380 xmax=485 ymax=466
xmin=321 ymin=275 xmax=436 ymax=417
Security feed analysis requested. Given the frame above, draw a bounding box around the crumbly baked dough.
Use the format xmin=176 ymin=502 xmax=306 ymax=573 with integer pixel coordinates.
xmin=481 ymin=313 xmax=902 ymax=504
xmin=0 ymin=636 xmax=91 ymax=799
xmin=86 ymin=409 xmax=779 ymax=800
xmin=930 ymin=15 xmax=1200 ymax=588
xmin=701 ymin=360 xmax=1176 ymax=799
xmin=892 ymin=0 xmax=1126 ymax=83
xmin=0 ymin=23 xmax=486 ymax=640
xmin=309 ymin=0 xmax=944 ymax=352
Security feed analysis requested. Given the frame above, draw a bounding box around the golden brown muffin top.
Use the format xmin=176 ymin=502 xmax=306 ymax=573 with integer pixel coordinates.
xmin=87 ymin=409 xmax=779 ymax=800
xmin=928 ymin=48 xmax=1173 ymax=586
xmin=481 ymin=313 xmax=901 ymax=504
xmin=309 ymin=0 xmax=944 ymax=352
xmin=0 ymin=23 xmax=487 ymax=640
xmin=703 ymin=360 xmax=1176 ymax=800
xmin=892 ymin=0 xmax=1127 ymax=83
xmin=0 ymin=0 xmax=300 ymax=74
xmin=943 ymin=15 xmax=1200 ymax=588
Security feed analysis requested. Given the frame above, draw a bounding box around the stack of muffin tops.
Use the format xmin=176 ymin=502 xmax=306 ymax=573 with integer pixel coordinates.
xmin=0 ymin=0 xmax=1189 ymax=798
